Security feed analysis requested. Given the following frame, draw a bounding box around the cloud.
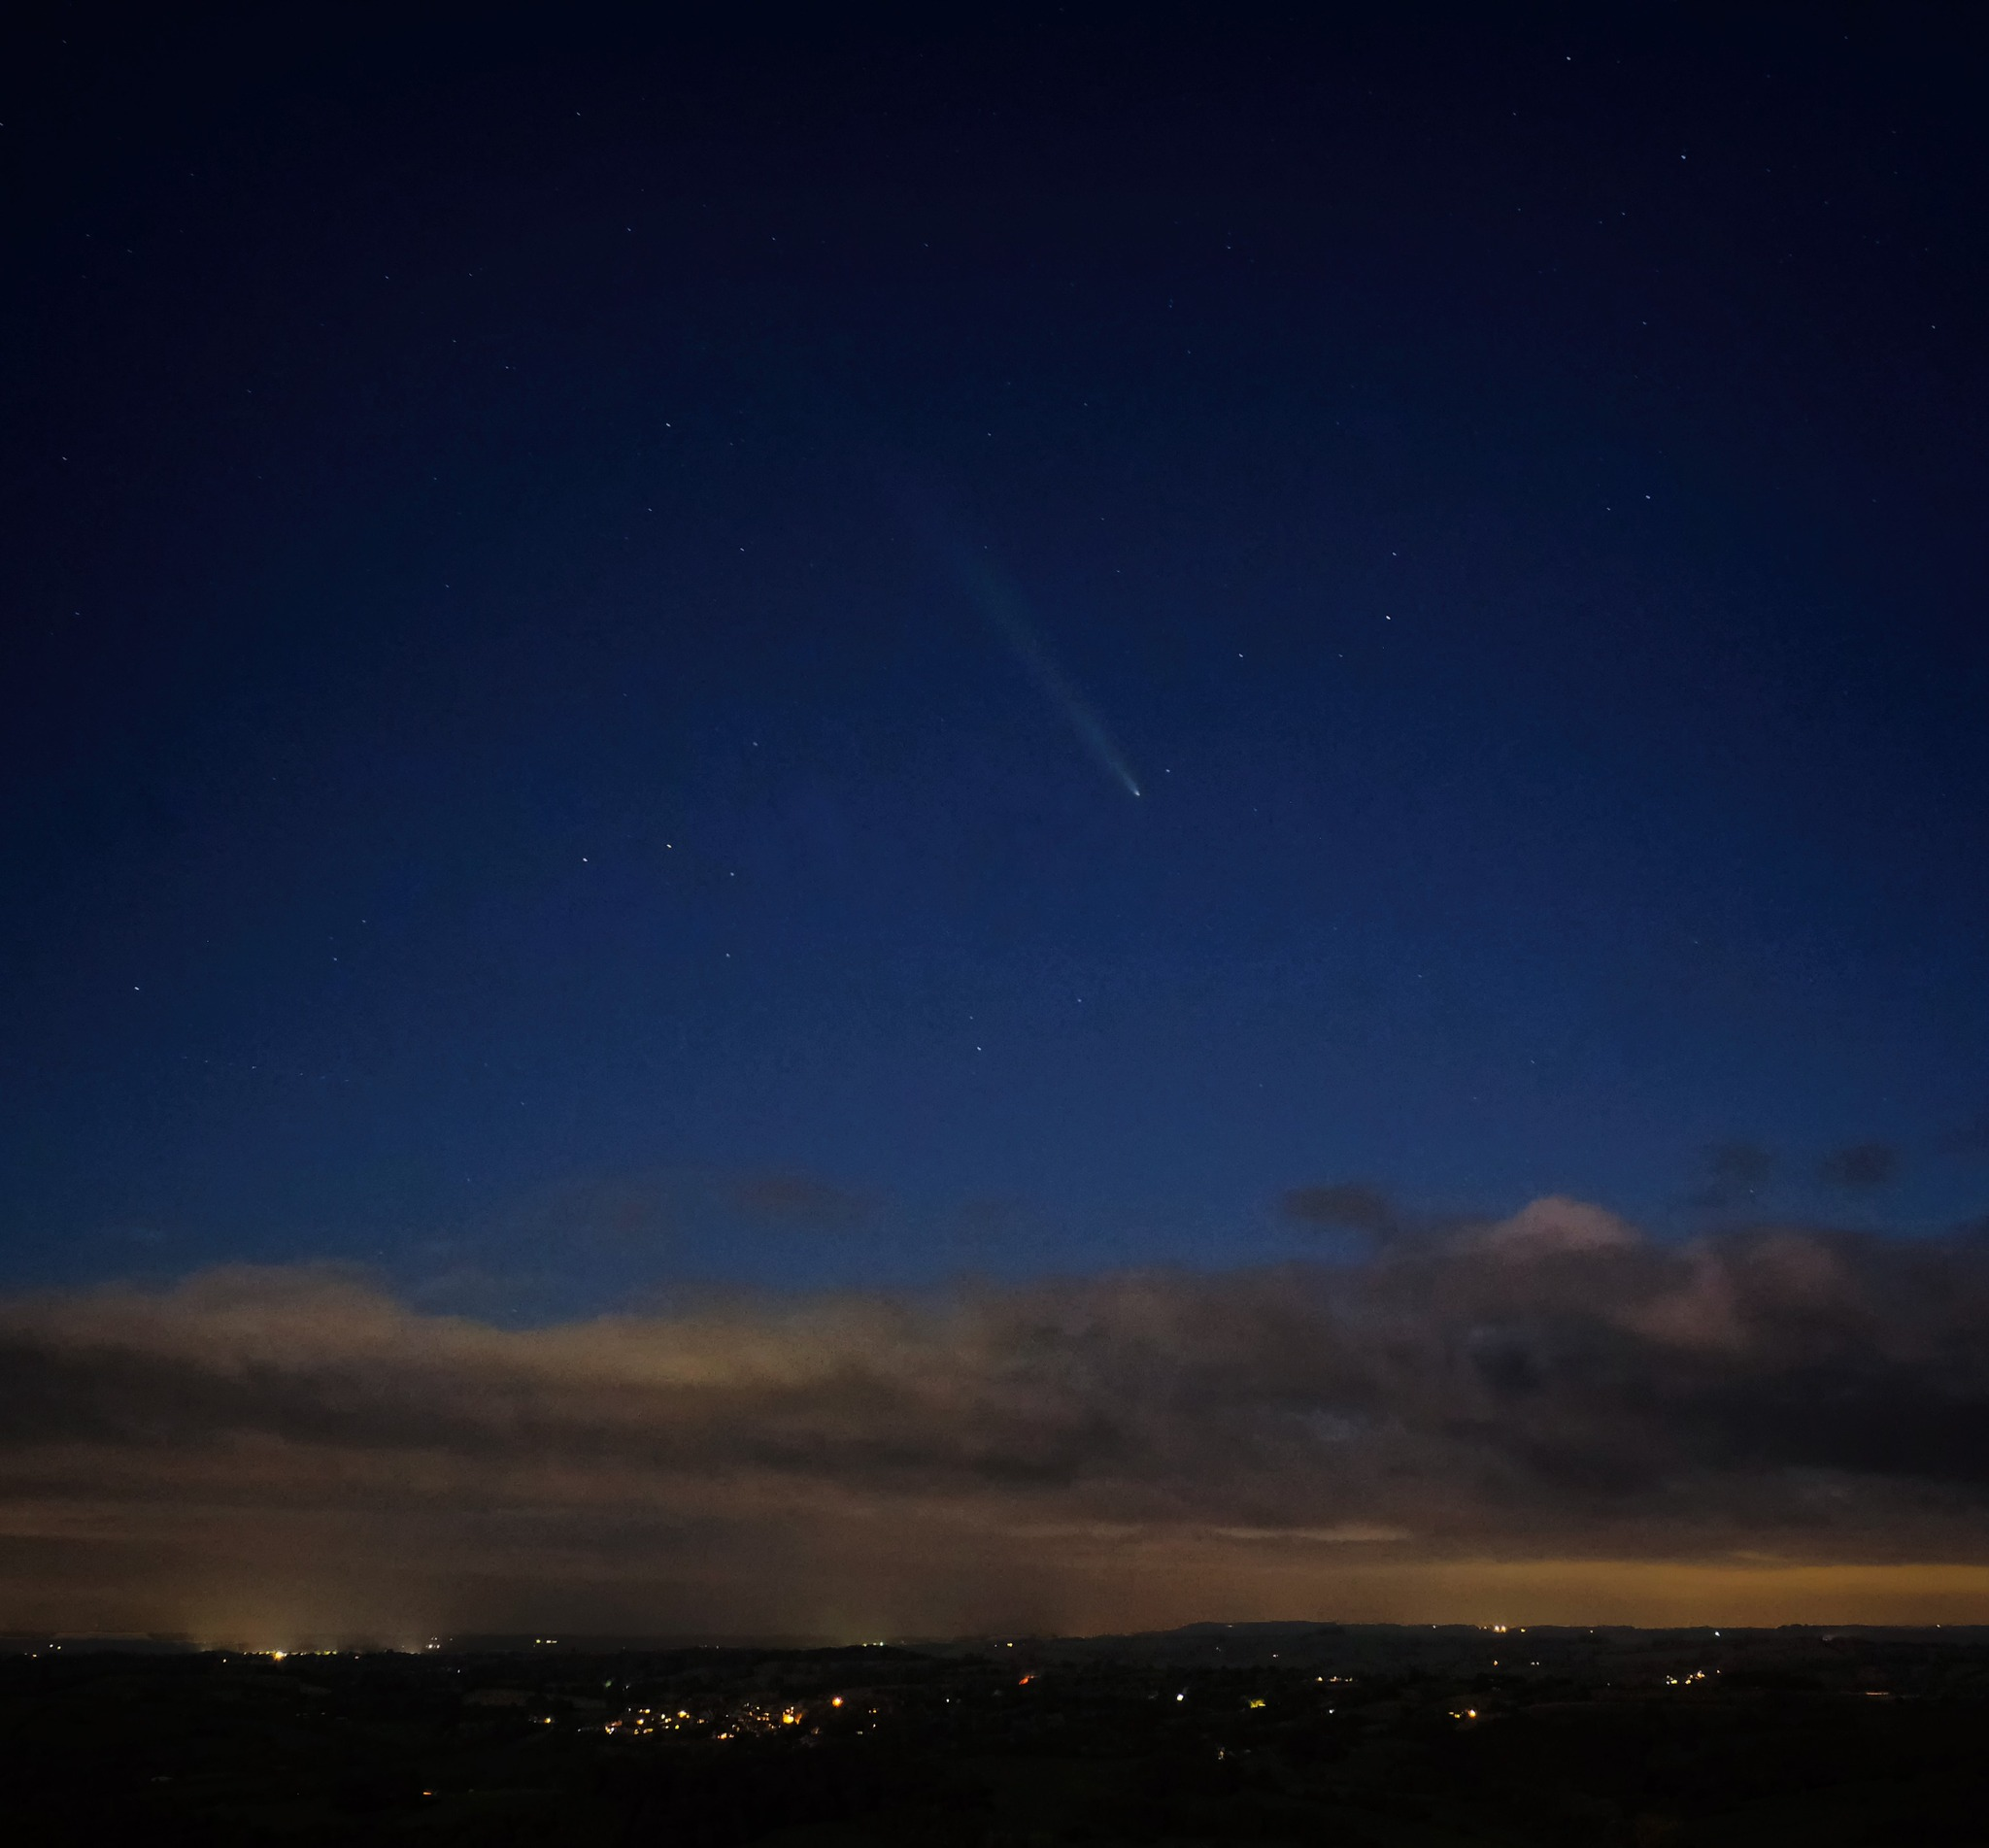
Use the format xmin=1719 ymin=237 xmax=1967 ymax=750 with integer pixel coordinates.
xmin=1278 ymin=1183 xmax=1399 ymax=1235
xmin=1687 ymin=1141 xmax=1775 ymax=1211
xmin=6 ymin=1202 xmax=1989 ymax=1639
xmin=1940 ymin=1113 xmax=1989 ymax=1159
xmin=727 ymin=1171 xmax=872 ymax=1229
xmin=1469 ymin=1194 xmax=1641 ymax=1259
xmin=1818 ymin=1142 xmax=1903 ymax=1191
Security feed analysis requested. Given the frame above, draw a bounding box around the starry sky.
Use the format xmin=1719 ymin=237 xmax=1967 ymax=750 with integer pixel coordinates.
xmin=5 ymin=5 xmax=1989 ymax=1639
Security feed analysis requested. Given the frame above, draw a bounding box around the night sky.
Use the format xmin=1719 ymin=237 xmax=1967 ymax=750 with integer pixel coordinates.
xmin=6 ymin=6 xmax=1989 ymax=1642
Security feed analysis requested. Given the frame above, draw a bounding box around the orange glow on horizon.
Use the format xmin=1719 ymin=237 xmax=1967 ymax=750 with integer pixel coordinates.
xmin=1141 ymin=1558 xmax=1989 ymax=1629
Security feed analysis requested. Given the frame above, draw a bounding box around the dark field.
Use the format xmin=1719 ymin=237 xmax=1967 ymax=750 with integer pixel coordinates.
xmin=5 ymin=1624 xmax=1989 ymax=1845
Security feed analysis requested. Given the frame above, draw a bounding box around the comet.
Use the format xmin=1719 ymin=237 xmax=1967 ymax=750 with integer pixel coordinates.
xmin=888 ymin=472 xmax=1143 ymax=799
xmin=959 ymin=549 xmax=1142 ymax=797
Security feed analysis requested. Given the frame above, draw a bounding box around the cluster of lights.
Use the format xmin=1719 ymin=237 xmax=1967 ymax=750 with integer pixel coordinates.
xmin=606 ymin=1698 xmax=830 ymax=1741
xmin=1664 ymin=1669 xmax=1712 ymax=1686
xmin=731 ymin=1701 xmax=807 ymax=1733
xmin=604 ymin=1706 xmax=699 ymax=1737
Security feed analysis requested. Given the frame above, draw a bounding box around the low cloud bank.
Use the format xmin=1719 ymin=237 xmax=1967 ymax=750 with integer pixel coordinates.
xmin=5 ymin=1198 xmax=1989 ymax=1641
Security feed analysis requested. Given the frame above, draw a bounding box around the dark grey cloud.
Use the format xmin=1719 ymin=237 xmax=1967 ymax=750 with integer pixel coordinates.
xmin=5 ymin=1200 xmax=1989 ymax=1639
xmin=727 ymin=1171 xmax=873 ymax=1229
xmin=1818 ymin=1142 xmax=1903 ymax=1192
xmin=1278 ymin=1182 xmax=1399 ymax=1235
xmin=1939 ymin=1113 xmax=1989 ymax=1159
xmin=1687 ymin=1141 xmax=1776 ymax=1211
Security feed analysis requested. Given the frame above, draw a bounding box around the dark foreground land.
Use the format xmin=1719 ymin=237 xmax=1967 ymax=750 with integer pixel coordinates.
xmin=5 ymin=1623 xmax=1989 ymax=1845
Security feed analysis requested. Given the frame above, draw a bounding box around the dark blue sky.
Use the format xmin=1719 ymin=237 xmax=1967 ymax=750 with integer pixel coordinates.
xmin=7 ymin=4 xmax=1987 ymax=1310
